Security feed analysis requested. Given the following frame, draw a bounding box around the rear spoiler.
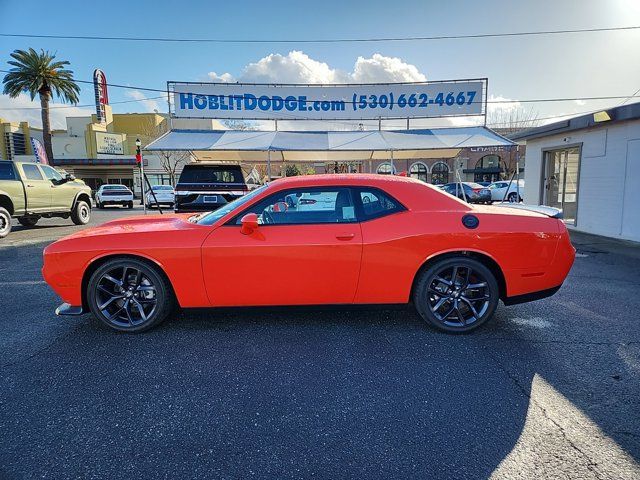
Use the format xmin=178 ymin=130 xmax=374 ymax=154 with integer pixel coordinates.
xmin=493 ymin=203 xmax=563 ymax=219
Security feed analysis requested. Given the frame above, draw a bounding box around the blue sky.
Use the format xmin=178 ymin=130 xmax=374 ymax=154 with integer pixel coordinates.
xmin=1 ymin=0 xmax=639 ymax=128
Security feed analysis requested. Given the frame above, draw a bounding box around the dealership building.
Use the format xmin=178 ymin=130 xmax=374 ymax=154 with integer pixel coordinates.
xmin=511 ymin=101 xmax=640 ymax=242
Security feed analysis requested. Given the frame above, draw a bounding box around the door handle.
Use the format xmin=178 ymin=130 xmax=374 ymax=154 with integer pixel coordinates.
xmin=26 ymin=184 xmax=34 ymax=188
xmin=335 ymin=233 xmax=355 ymax=241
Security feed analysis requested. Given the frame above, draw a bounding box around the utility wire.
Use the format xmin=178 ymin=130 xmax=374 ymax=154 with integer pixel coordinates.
xmin=1 ymin=69 xmax=639 ymax=106
xmin=0 ymin=25 xmax=638 ymax=44
xmin=0 ymin=95 xmax=166 ymax=110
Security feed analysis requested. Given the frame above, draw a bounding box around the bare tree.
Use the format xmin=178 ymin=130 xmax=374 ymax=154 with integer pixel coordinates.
xmin=156 ymin=150 xmax=191 ymax=186
xmin=487 ymin=106 xmax=540 ymax=137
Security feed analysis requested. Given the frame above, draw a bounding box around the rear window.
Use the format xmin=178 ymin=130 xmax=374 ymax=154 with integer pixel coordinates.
xmin=103 ymin=185 xmax=129 ymax=190
xmin=178 ymin=165 xmax=244 ymax=184
xmin=0 ymin=163 xmax=16 ymax=180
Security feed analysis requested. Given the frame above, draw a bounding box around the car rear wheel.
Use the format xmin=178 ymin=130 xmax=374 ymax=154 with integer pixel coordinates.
xmin=128 ymin=202 xmax=134 ymax=209
xmin=87 ymin=258 xmax=175 ymax=332
xmin=71 ymin=200 xmax=91 ymax=225
xmin=0 ymin=207 xmax=11 ymax=238
xmin=18 ymin=216 xmax=39 ymax=227
xmin=507 ymin=192 xmax=520 ymax=203
xmin=413 ymin=257 xmax=499 ymax=333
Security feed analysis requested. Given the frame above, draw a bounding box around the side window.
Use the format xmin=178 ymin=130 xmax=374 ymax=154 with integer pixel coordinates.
xmin=22 ymin=164 xmax=44 ymax=180
xmin=234 ymin=188 xmax=356 ymax=225
xmin=0 ymin=163 xmax=16 ymax=180
xmin=355 ymin=188 xmax=404 ymax=221
xmin=40 ymin=165 xmax=63 ymax=181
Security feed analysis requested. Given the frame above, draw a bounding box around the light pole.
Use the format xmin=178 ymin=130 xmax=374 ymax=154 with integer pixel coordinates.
xmin=136 ymin=138 xmax=146 ymax=214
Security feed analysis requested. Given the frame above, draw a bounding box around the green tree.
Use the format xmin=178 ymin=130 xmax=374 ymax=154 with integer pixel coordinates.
xmin=285 ymin=164 xmax=301 ymax=177
xmin=2 ymin=48 xmax=80 ymax=162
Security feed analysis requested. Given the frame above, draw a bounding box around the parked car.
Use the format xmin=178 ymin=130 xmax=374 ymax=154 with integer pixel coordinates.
xmin=43 ymin=174 xmax=575 ymax=334
xmin=145 ymin=185 xmax=175 ymax=209
xmin=440 ymin=182 xmax=492 ymax=204
xmin=0 ymin=161 xmax=92 ymax=238
xmin=489 ymin=179 xmax=525 ymax=203
xmin=174 ymin=163 xmax=248 ymax=213
xmin=95 ymin=185 xmax=134 ymax=209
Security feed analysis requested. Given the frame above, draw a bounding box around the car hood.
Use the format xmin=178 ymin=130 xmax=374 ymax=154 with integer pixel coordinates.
xmin=55 ymin=213 xmax=201 ymax=242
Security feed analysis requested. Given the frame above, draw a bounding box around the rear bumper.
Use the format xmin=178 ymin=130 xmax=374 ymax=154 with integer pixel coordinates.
xmin=503 ymin=285 xmax=562 ymax=306
xmin=55 ymin=303 xmax=86 ymax=316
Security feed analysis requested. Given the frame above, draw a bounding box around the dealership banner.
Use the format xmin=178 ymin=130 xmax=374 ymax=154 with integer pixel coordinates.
xmin=170 ymin=80 xmax=486 ymax=120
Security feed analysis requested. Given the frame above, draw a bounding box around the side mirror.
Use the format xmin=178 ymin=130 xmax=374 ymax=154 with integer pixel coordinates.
xmin=65 ymin=173 xmax=75 ymax=182
xmin=240 ymin=213 xmax=259 ymax=235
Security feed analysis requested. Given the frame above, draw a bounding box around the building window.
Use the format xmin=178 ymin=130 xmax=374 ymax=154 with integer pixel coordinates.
xmin=431 ymin=162 xmax=449 ymax=185
xmin=474 ymin=155 xmax=504 ymax=182
xmin=409 ymin=162 xmax=428 ymax=182
xmin=3 ymin=132 xmax=27 ymax=160
xmin=376 ymin=162 xmax=396 ymax=175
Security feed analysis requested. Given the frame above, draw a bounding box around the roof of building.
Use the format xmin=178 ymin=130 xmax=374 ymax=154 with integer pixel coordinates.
xmin=145 ymin=126 xmax=516 ymax=152
xmin=509 ymin=101 xmax=640 ymax=141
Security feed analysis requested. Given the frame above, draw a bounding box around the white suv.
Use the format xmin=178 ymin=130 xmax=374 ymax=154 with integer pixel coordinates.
xmin=95 ymin=184 xmax=134 ymax=209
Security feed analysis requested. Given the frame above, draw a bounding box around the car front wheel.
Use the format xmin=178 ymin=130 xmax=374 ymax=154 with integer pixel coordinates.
xmin=507 ymin=192 xmax=520 ymax=203
xmin=413 ymin=257 xmax=499 ymax=333
xmin=87 ymin=258 xmax=175 ymax=332
xmin=71 ymin=200 xmax=91 ymax=225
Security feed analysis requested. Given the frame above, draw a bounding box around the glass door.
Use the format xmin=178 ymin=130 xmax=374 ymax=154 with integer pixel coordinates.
xmin=543 ymin=147 xmax=580 ymax=225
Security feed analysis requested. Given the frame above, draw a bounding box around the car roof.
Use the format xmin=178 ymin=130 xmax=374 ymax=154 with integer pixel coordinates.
xmin=270 ymin=173 xmax=421 ymax=187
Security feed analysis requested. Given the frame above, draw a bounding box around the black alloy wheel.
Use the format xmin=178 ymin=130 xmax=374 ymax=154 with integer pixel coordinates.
xmin=87 ymin=258 xmax=174 ymax=332
xmin=414 ymin=257 xmax=499 ymax=333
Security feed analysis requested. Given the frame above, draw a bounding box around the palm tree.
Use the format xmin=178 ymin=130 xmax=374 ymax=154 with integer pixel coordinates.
xmin=2 ymin=48 xmax=80 ymax=162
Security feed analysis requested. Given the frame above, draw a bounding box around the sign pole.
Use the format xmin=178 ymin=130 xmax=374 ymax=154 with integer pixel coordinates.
xmin=136 ymin=139 xmax=146 ymax=214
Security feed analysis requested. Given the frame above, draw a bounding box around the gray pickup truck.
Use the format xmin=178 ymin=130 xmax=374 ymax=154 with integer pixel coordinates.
xmin=0 ymin=160 xmax=92 ymax=239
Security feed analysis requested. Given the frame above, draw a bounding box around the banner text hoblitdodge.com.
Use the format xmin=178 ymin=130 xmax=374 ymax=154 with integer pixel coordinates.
xmin=170 ymin=80 xmax=486 ymax=120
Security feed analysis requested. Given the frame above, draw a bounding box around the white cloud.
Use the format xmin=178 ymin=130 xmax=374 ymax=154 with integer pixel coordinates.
xmin=0 ymin=93 xmax=93 ymax=129
xmin=351 ymin=54 xmax=426 ymax=83
xmin=125 ymin=89 xmax=161 ymax=113
xmin=209 ymin=51 xmax=427 ymax=85
xmin=487 ymin=94 xmax=522 ymax=114
xmin=207 ymin=71 xmax=236 ymax=83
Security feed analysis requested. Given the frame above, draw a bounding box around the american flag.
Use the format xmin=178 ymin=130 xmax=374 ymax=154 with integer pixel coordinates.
xmin=31 ymin=138 xmax=49 ymax=165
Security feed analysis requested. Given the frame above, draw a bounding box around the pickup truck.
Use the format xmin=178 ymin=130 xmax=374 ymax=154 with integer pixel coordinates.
xmin=0 ymin=160 xmax=92 ymax=238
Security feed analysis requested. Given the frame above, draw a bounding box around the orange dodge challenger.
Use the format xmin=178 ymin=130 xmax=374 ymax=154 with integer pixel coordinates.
xmin=43 ymin=174 xmax=575 ymax=334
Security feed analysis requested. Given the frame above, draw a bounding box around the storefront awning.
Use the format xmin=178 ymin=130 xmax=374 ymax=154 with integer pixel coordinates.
xmin=145 ymin=126 xmax=515 ymax=154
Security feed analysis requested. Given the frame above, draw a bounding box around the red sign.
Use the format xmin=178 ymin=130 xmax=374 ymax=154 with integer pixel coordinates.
xmin=135 ymin=153 xmax=142 ymax=165
xmin=93 ymin=69 xmax=109 ymax=123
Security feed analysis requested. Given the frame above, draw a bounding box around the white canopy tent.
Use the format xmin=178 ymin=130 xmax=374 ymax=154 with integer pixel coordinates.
xmin=144 ymin=126 xmax=515 ymax=175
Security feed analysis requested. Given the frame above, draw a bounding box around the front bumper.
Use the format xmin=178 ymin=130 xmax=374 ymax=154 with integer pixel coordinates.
xmin=55 ymin=303 xmax=87 ymax=316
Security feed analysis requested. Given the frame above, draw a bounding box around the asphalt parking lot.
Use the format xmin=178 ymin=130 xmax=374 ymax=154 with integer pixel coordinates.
xmin=0 ymin=207 xmax=639 ymax=479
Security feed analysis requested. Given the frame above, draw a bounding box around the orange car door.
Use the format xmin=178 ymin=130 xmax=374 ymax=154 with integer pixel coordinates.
xmin=201 ymin=187 xmax=363 ymax=307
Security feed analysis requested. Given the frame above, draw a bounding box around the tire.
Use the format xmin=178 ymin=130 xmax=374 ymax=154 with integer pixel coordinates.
xmin=413 ymin=257 xmax=499 ymax=333
xmin=0 ymin=207 xmax=11 ymax=239
xmin=96 ymin=201 xmax=103 ymax=209
xmin=18 ymin=216 xmax=39 ymax=227
xmin=87 ymin=258 xmax=175 ymax=332
xmin=127 ymin=202 xmax=134 ymax=209
xmin=71 ymin=200 xmax=91 ymax=225
xmin=507 ymin=192 xmax=519 ymax=203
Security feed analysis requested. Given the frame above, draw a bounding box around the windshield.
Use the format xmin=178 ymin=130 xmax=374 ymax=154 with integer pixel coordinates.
xmin=179 ymin=165 xmax=244 ymax=184
xmin=195 ymin=184 xmax=268 ymax=225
